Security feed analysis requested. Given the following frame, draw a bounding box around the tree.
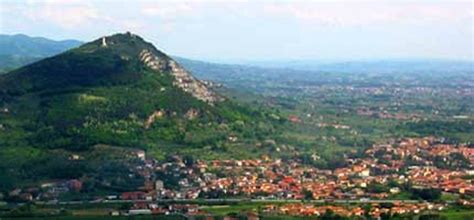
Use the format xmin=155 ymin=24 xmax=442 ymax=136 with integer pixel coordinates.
xmin=302 ymin=189 xmax=314 ymax=200
xmin=419 ymin=214 xmax=445 ymax=220
xmin=411 ymin=188 xmax=441 ymax=201
xmin=183 ymin=155 xmax=196 ymax=167
xmin=367 ymin=182 xmax=388 ymax=193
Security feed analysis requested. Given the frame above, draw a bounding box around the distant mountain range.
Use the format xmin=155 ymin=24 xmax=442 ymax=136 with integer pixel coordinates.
xmin=0 ymin=34 xmax=82 ymax=57
xmin=244 ymin=59 xmax=474 ymax=74
xmin=1 ymin=34 xmax=472 ymax=76
xmin=0 ymin=34 xmax=82 ymax=72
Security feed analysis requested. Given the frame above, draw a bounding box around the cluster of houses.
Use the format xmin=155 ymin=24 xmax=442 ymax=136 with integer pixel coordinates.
xmin=356 ymin=107 xmax=419 ymax=120
xmin=366 ymin=137 xmax=474 ymax=195
xmin=265 ymin=202 xmax=445 ymax=218
xmin=2 ymin=137 xmax=472 ymax=218
xmin=4 ymin=179 xmax=83 ymax=202
xmin=60 ymin=136 xmax=469 ymax=211
xmin=113 ymin=201 xmax=447 ymax=218
xmin=109 ymin=203 xmax=201 ymax=217
xmin=130 ymin=137 xmax=472 ymax=201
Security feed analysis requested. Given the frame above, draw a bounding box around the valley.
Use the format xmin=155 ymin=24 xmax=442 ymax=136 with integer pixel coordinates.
xmin=0 ymin=33 xmax=472 ymax=219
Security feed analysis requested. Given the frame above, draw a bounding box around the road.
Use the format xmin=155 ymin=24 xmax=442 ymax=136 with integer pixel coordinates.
xmin=34 ymin=198 xmax=443 ymax=206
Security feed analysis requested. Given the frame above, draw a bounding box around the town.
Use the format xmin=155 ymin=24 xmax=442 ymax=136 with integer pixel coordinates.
xmin=2 ymin=137 xmax=473 ymax=218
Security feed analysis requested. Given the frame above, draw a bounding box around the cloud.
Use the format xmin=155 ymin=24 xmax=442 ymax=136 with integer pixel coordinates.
xmin=21 ymin=0 xmax=99 ymax=28
xmin=262 ymin=1 xmax=473 ymax=27
xmin=1 ymin=0 xmax=471 ymax=60
xmin=1 ymin=0 xmax=151 ymax=34
xmin=140 ymin=2 xmax=202 ymax=33
xmin=142 ymin=3 xmax=193 ymax=18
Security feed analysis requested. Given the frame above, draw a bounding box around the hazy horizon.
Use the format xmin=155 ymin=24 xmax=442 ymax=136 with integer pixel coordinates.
xmin=1 ymin=0 xmax=473 ymax=62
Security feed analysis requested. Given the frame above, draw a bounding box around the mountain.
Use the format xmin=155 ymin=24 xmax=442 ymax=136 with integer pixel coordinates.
xmin=0 ymin=34 xmax=82 ymax=72
xmin=0 ymin=34 xmax=82 ymax=57
xmin=0 ymin=33 xmax=277 ymax=189
xmin=0 ymin=33 xmax=221 ymax=102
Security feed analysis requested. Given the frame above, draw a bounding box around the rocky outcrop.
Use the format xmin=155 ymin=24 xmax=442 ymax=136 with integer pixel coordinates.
xmin=139 ymin=49 xmax=169 ymax=71
xmin=139 ymin=49 xmax=223 ymax=104
xmin=144 ymin=110 xmax=165 ymax=129
xmin=184 ymin=108 xmax=199 ymax=120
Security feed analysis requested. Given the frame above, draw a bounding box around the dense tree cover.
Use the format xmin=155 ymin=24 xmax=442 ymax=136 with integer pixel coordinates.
xmin=0 ymin=33 xmax=282 ymax=190
xmin=401 ymin=120 xmax=473 ymax=142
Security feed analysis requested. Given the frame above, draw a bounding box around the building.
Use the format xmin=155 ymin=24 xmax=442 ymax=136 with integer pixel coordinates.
xmin=128 ymin=209 xmax=152 ymax=215
xmin=155 ymin=180 xmax=164 ymax=190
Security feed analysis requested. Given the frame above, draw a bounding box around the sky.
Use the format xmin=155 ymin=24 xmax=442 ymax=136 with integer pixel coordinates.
xmin=0 ymin=0 xmax=473 ymax=62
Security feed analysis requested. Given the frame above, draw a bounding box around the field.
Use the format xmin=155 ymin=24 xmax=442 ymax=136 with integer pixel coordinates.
xmin=4 ymin=202 xmax=474 ymax=220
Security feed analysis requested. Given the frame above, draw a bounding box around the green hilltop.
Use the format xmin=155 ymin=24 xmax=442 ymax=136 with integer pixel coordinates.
xmin=0 ymin=33 xmax=278 ymax=189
